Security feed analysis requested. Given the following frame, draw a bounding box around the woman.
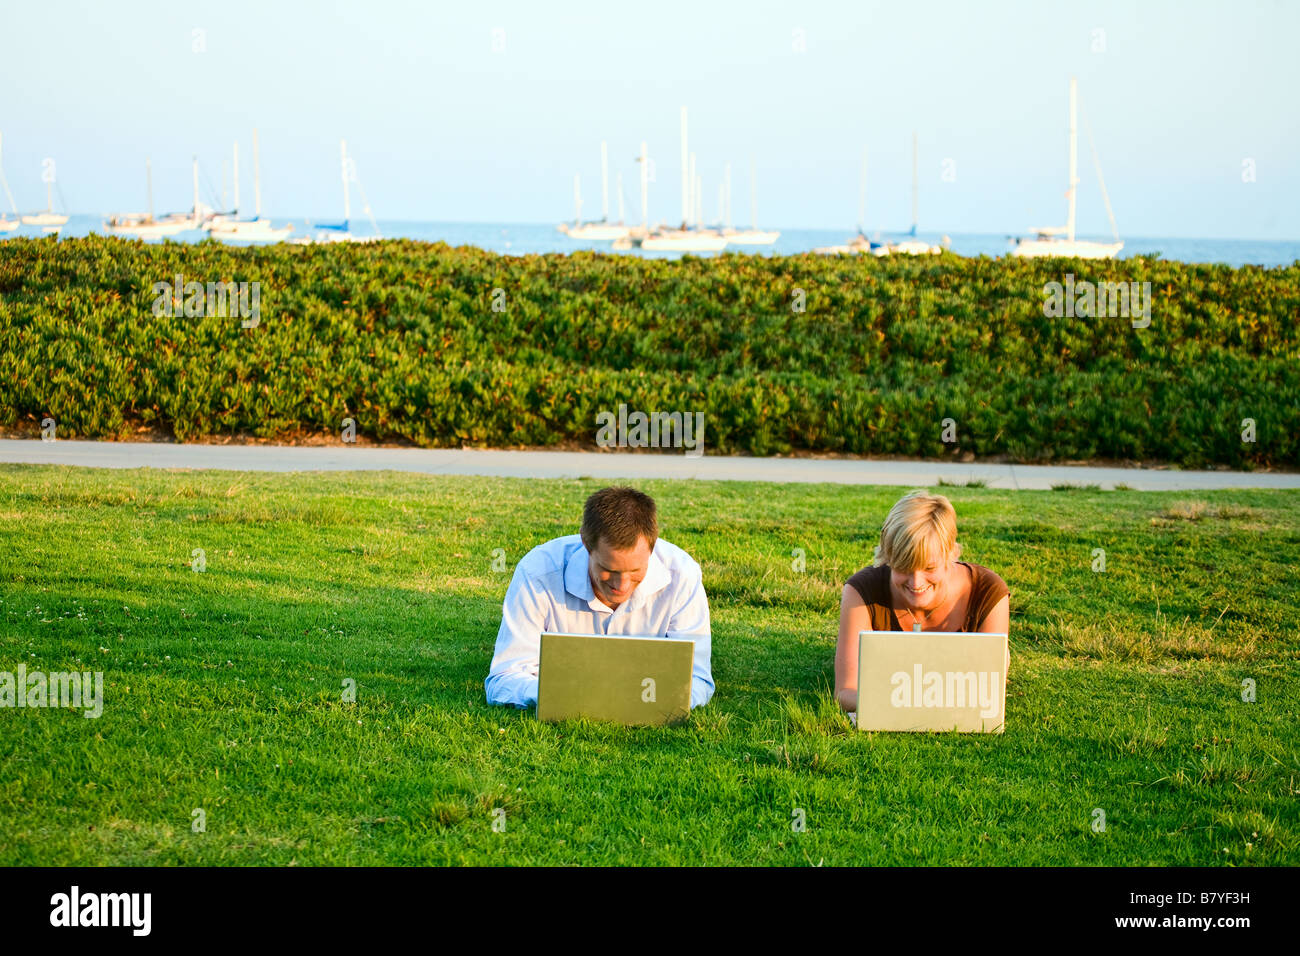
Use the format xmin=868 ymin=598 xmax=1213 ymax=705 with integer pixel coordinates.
xmin=834 ymin=490 xmax=1010 ymax=714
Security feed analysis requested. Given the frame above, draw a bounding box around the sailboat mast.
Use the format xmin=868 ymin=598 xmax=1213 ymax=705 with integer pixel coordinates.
xmin=1067 ymin=77 xmax=1078 ymax=242
xmin=858 ymin=148 xmax=867 ymax=234
xmin=911 ymin=132 xmax=919 ymax=236
xmin=640 ymin=141 xmax=649 ymax=228
xmin=340 ymin=140 xmax=350 ymax=223
xmin=695 ymin=173 xmax=702 ymax=229
xmin=688 ymin=153 xmax=696 ymax=228
xmin=146 ymin=158 xmax=154 ymax=220
xmin=751 ymin=158 xmax=757 ymax=229
xmin=681 ymin=106 xmax=691 ymax=227
xmin=233 ymin=142 xmax=240 ymax=213
xmin=600 ymin=140 xmax=609 ymax=222
xmin=253 ymin=128 xmax=262 ymax=218
xmin=724 ymin=162 xmax=732 ymax=231
xmin=46 ymin=179 xmax=53 ymax=214
xmin=0 ymin=133 xmax=18 ymax=216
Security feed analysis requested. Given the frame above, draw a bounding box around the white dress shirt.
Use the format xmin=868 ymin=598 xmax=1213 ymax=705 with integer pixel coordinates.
xmin=484 ymin=534 xmax=714 ymax=710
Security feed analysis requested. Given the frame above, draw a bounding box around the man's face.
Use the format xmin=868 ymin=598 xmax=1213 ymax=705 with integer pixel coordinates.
xmin=587 ymin=535 xmax=653 ymax=609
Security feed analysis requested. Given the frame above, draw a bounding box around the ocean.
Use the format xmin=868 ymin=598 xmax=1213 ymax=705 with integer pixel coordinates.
xmin=6 ymin=216 xmax=1298 ymax=268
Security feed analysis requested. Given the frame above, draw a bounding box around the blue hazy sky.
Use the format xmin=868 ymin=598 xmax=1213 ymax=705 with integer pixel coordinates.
xmin=3 ymin=0 xmax=1296 ymax=238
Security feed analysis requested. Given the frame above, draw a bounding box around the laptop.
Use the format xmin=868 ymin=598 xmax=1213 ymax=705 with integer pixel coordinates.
xmin=536 ymin=632 xmax=694 ymax=726
xmin=857 ymin=630 xmax=1008 ymax=733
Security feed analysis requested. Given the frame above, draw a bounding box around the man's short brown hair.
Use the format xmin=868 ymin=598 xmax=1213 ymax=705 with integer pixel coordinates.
xmin=580 ymin=486 xmax=658 ymax=552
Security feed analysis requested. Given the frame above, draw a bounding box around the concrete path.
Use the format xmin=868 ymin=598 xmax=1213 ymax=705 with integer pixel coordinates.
xmin=2 ymin=439 xmax=1297 ymax=491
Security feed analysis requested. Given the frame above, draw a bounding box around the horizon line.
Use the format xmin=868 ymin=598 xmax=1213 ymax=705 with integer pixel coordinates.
xmin=22 ymin=215 xmax=1300 ymax=245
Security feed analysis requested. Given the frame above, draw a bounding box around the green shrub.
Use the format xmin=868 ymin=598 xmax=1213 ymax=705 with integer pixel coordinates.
xmin=1 ymin=235 xmax=1296 ymax=466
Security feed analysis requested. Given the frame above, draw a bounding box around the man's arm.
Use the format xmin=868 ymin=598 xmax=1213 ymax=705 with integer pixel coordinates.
xmin=484 ymin=565 xmax=551 ymax=709
xmin=667 ymin=565 xmax=714 ymax=708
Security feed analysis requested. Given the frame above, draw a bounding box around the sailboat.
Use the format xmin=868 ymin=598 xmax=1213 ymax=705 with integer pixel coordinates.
xmin=21 ymin=159 xmax=69 ymax=227
xmin=875 ymin=133 xmax=941 ymax=255
xmin=291 ymin=140 xmax=381 ymax=244
xmin=612 ymin=142 xmax=653 ymax=250
xmin=207 ymin=130 xmax=292 ymax=242
xmin=1011 ymin=78 xmax=1123 ymax=259
xmin=637 ymin=108 xmax=728 ymax=252
xmin=0 ymin=133 xmax=20 ymax=233
xmin=103 ymin=157 xmax=204 ymax=238
xmin=721 ymin=160 xmax=779 ymax=245
xmin=815 ymin=148 xmax=889 ymax=255
xmin=559 ymin=142 xmax=632 ymax=240
xmin=556 ymin=173 xmax=585 ymax=235
xmin=818 ymin=136 xmax=942 ymax=256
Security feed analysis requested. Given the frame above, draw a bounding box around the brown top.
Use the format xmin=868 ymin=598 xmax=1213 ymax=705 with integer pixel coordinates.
xmin=846 ymin=561 xmax=1009 ymax=632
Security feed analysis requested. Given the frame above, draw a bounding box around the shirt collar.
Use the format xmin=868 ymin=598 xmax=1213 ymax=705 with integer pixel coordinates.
xmin=565 ymin=539 xmax=672 ymax=612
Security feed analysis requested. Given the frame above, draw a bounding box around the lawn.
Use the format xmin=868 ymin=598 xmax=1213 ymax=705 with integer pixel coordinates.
xmin=0 ymin=464 xmax=1296 ymax=865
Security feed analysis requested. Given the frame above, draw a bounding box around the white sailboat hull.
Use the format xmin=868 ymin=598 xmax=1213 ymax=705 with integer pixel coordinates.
xmin=208 ymin=218 xmax=293 ymax=242
xmin=563 ymin=222 xmax=632 ymax=241
xmin=814 ymin=235 xmax=879 ymax=256
xmin=611 ymin=227 xmax=651 ymax=250
xmin=639 ymin=229 xmax=728 ymax=251
xmin=102 ymin=216 xmax=196 ymax=238
xmin=723 ymin=229 xmax=779 ymax=245
xmin=1010 ymin=238 xmax=1123 ymax=259
xmin=290 ymin=231 xmax=380 ymax=245
xmin=0 ymin=218 xmax=19 ymax=233
xmin=888 ymin=239 xmax=943 ymax=255
xmin=22 ymin=212 xmax=68 ymax=226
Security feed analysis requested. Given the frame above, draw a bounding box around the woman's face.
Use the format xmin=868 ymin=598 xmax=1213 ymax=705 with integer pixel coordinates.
xmin=890 ymin=559 xmax=952 ymax=611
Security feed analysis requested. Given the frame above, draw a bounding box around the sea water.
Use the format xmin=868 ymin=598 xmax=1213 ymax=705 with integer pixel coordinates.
xmin=5 ymin=215 xmax=1298 ymax=268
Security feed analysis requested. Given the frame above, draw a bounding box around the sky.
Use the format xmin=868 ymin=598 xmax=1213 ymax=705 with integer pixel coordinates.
xmin=2 ymin=0 xmax=1297 ymax=238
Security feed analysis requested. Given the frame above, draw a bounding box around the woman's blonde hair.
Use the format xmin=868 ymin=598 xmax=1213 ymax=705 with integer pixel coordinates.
xmin=872 ymin=490 xmax=962 ymax=571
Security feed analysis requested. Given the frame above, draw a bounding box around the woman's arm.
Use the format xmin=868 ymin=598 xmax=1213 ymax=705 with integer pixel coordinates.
xmin=977 ymin=594 xmax=1011 ymax=671
xmin=834 ymin=584 xmax=871 ymax=712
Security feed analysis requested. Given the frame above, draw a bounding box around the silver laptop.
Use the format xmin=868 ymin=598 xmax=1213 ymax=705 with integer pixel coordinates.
xmin=536 ymin=632 xmax=694 ymax=726
xmin=857 ymin=630 xmax=1008 ymax=732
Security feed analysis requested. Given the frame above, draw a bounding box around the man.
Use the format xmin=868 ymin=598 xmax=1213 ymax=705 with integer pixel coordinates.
xmin=485 ymin=486 xmax=714 ymax=710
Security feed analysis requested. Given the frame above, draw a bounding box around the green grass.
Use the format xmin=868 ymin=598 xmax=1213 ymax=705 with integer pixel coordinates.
xmin=1 ymin=465 xmax=1297 ymax=865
